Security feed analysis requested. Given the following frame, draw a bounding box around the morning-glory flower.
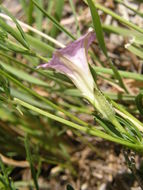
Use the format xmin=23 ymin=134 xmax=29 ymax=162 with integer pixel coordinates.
xmin=38 ymin=32 xmax=96 ymax=102
xmin=38 ymin=31 xmax=115 ymax=121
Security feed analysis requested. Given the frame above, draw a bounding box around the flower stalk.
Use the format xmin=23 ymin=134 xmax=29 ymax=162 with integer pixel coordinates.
xmin=38 ymin=31 xmax=126 ymax=133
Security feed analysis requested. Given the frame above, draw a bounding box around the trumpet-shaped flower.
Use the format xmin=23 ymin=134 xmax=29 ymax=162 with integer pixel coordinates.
xmin=38 ymin=32 xmax=115 ymax=121
xmin=38 ymin=32 xmax=96 ymax=102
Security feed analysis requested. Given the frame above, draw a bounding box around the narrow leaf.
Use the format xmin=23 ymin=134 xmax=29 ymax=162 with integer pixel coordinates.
xmin=25 ymin=135 xmax=39 ymax=190
xmin=32 ymin=0 xmax=76 ymax=40
xmin=87 ymin=0 xmax=128 ymax=93
xmin=0 ymin=5 xmax=29 ymax=49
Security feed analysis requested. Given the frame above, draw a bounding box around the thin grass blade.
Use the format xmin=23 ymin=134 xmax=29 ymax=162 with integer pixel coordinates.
xmin=32 ymin=0 xmax=76 ymax=40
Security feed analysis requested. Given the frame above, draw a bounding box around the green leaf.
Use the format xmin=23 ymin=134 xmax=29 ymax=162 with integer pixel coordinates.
xmin=0 ymin=40 xmax=30 ymax=54
xmin=14 ymin=98 xmax=143 ymax=152
xmin=25 ymin=135 xmax=39 ymax=190
xmin=116 ymin=115 xmax=142 ymax=142
xmin=92 ymin=66 xmax=143 ymax=82
xmin=66 ymin=184 xmax=75 ymax=190
xmin=0 ymin=106 xmax=16 ymax=122
xmin=136 ymin=91 xmax=143 ymax=116
xmin=19 ymin=0 xmax=27 ymax=15
xmin=87 ymin=0 xmax=128 ymax=93
xmin=0 ymin=18 xmax=29 ymax=49
xmin=103 ymin=24 xmax=137 ymax=37
xmin=0 ymin=64 xmax=10 ymax=98
xmin=0 ymin=5 xmax=29 ymax=49
xmin=26 ymin=33 xmax=54 ymax=55
xmin=0 ymin=69 xmax=88 ymax=126
xmin=0 ymin=61 xmax=49 ymax=87
xmin=87 ymin=0 xmax=107 ymax=56
xmin=125 ymin=44 xmax=143 ymax=59
xmin=132 ymin=34 xmax=143 ymax=45
xmin=35 ymin=0 xmax=43 ymax=33
xmin=115 ymin=0 xmax=143 ymax=17
xmin=0 ymin=158 xmax=16 ymax=190
xmin=93 ymin=2 xmax=143 ymax=35
xmin=0 ymin=27 xmax=7 ymax=41
xmin=112 ymin=100 xmax=143 ymax=133
xmin=27 ymin=0 xmax=34 ymax=26
xmin=11 ymin=88 xmax=52 ymax=110
xmin=94 ymin=116 xmax=120 ymax=137
xmin=49 ymin=0 xmax=64 ymax=38
xmin=32 ymin=0 xmax=76 ymax=40
xmin=69 ymin=0 xmax=81 ymax=37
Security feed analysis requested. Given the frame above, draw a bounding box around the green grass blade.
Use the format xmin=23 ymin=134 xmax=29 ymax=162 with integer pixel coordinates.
xmin=24 ymin=135 xmax=39 ymax=190
xmin=26 ymin=34 xmax=54 ymax=55
xmin=32 ymin=0 xmax=76 ymax=40
xmin=103 ymin=25 xmax=137 ymax=37
xmin=35 ymin=0 xmax=43 ymax=33
xmin=0 ymin=5 xmax=29 ymax=49
xmin=94 ymin=116 xmax=120 ymax=138
xmin=87 ymin=0 xmax=107 ymax=56
xmin=112 ymin=100 xmax=143 ymax=132
xmin=11 ymin=88 xmax=52 ymax=110
xmin=135 ymin=91 xmax=143 ymax=116
xmin=0 ymin=51 xmax=71 ymax=86
xmin=0 ymin=18 xmax=29 ymax=49
xmin=19 ymin=0 xmax=27 ymax=14
xmin=14 ymin=98 xmax=143 ymax=152
xmin=69 ymin=0 xmax=81 ymax=37
xmin=0 ymin=158 xmax=16 ymax=190
xmin=0 ymin=69 xmax=88 ymax=126
xmin=0 ymin=51 xmax=67 ymax=83
xmin=0 ymin=61 xmax=49 ymax=86
xmin=49 ymin=0 xmax=64 ymax=38
xmin=46 ymin=0 xmax=54 ymax=33
xmin=0 ymin=158 xmax=9 ymax=187
xmin=115 ymin=0 xmax=143 ymax=17
xmin=87 ymin=0 xmax=128 ymax=93
xmin=27 ymin=0 xmax=34 ymax=26
xmin=93 ymin=66 xmax=143 ymax=82
xmin=94 ymin=2 xmax=143 ymax=35
xmin=125 ymin=44 xmax=143 ymax=59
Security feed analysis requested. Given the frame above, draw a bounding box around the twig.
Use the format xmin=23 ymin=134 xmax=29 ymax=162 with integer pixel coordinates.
xmin=0 ymin=153 xmax=29 ymax=168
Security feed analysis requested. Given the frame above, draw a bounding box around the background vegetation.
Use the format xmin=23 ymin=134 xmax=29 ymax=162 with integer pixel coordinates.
xmin=0 ymin=0 xmax=143 ymax=189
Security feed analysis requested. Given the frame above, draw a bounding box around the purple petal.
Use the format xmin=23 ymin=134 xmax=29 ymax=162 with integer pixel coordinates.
xmin=58 ymin=31 xmax=96 ymax=56
xmin=38 ymin=31 xmax=96 ymax=75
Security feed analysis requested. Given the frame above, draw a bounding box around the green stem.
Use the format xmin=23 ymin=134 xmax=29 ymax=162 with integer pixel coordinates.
xmin=0 ymin=69 xmax=87 ymax=126
xmin=115 ymin=0 xmax=143 ymax=17
xmin=112 ymin=101 xmax=143 ymax=132
xmin=111 ymin=117 xmax=126 ymax=133
xmin=69 ymin=0 xmax=81 ymax=37
xmin=93 ymin=66 xmax=143 ymax=82
xmin=32 ymin=0 xmax=76 ymax=40
xmin=13 ymin=98 xmax=143 ymax=152
xmin=95 ymin=2 xmax=143 ymax=34
xmin=88 ymin=90 xmax=126 ymax=133
xmin=0 ymin=52 xmax=70 ymax=86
